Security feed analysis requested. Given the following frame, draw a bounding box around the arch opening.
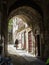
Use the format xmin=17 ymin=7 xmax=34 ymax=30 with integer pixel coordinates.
xmin=7 ymin=6 xmax=43 ymax=58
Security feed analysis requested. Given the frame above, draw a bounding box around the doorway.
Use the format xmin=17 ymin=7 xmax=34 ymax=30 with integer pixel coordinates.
xmin=28 ymin=31 xmax=32 ymax=52
xmin=35 ymin=34 xmax=41 ymax=56
xmin=36 ymin=35 xmax=40 ymax=56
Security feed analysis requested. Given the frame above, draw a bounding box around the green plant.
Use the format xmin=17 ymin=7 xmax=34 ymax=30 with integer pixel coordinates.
xmin=46 ymin=58 xmax=49 ymax=65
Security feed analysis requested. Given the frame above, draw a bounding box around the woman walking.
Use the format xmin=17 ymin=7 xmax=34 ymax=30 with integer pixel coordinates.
xmin=15 ymin=39 xmax=19 ymax=49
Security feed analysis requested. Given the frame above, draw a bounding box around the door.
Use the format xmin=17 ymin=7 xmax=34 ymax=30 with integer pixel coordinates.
xmin=28 ymin=31 xmax=32 ymax=52
xmin=35 ymin=35 xmax=40 ymax=56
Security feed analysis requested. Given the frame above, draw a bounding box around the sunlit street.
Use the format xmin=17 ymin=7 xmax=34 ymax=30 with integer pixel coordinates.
xmin=7 ymin=44 xmax=45 ymax=65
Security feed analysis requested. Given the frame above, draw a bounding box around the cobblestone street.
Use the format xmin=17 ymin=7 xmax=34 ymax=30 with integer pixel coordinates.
xmin=8 ymin=44 xmax=46 ymax=65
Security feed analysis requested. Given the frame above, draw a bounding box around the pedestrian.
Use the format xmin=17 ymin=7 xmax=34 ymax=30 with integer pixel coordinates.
xmin=15 ymin=39 xmax=19 ymax=49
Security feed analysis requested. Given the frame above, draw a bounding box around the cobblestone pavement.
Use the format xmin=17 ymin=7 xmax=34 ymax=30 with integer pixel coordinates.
xmin=8 ymin=44 xmax=46 ymax=65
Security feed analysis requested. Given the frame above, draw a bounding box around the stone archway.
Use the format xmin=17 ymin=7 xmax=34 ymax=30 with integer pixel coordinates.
xmin=9 ymin=6 xmax=42 ymax=28
xmin=8 ymin=6 xmax=43 ymax=57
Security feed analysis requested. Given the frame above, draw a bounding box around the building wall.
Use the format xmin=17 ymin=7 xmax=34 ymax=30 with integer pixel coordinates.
xmin=16 ymin=27 xmax=36 ymax=56
xmin=12 ymin=17 xmax=38 ymax=56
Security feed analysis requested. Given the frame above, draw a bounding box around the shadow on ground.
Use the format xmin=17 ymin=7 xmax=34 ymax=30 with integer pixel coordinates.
xmin=8 ymin=54 xmax=27 ymax=65
xmin=8 ymin=54 xmax=46 ymax=65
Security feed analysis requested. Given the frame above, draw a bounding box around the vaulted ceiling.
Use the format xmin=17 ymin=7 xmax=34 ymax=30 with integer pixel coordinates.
xmin=1 ymin=0 xmax=49 ymax=15
xmin=2 ymin=0 xmax=42 ymax=8
xmin=2 ymin=0 xmax=49 ymax=6
xmin=0 ymin=0 xmax=49 ymax=19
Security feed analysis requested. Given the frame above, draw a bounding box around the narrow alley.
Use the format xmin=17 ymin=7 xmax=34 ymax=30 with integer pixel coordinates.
xmin=0 ymin=0 xmax=49 ymax=65
xmin=8 ymin=44 xmax=45 ymax=65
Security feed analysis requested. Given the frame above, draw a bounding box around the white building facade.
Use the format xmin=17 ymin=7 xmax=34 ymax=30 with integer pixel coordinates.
xmin=12 ymin=17 xmax=38 ymax=56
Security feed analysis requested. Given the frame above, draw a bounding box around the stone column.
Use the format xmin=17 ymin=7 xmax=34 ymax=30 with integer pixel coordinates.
xmin=43 ymin=8 xmax=49 ymax=59
xmin=42 ymin=1 xmax=49 ymax=60
xmin=1 ymin=3 xmax=8 ymax=56
xmin=0 ymin=0 xmax=2 ymax=40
